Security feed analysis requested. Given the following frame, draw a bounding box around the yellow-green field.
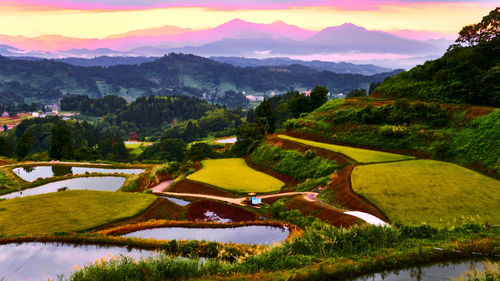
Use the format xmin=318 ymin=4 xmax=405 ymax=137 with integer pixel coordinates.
xmin=0 ymin=190 xmax=157 ymax=235
xmin=277 ymin=134 xmax=414 ymax=163
xmin=187 ymin=158 xmax=285 ymax=193
xmin=351 ymin=160 xmax=500 ymax=226
xmin=125 ymin=141 xmax=153 ymax=157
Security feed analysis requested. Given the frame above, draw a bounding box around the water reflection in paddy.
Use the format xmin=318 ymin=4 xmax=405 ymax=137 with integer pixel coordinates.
xmin=13 ymin=166 xmax=144 ymax=182
xmin=0 ymin=176 xmax=126 ymax=199
xmin=159 ymin=196 xmax=191 ymax=206
xmin=123 ymin=225 xmax=289 ymax=245
xmin=0 ymin=242 xmax=154 ymax=281
xmin=350 ymin=259 xmax=490 ymax=281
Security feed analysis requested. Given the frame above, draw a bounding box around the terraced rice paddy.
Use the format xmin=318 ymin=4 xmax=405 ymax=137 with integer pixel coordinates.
xmin=0 ymin=242 xmax=154 ymax=280
xmin=0 ymin=190 xmax=157 ymax=235
xmin=351 ymin=159 xmax=500 ymax=226
xmin=277 ymin=134 xmax=414 ymax=163
xmin=13 ymin=165 xmax=144 ymax=182
xmin=123 ymin=225 xmax=289 ymax=245
xmin=0 ymin=176 xmax=126 ymax=199
xmin=187 ymin=158 xmax=285 ymax=193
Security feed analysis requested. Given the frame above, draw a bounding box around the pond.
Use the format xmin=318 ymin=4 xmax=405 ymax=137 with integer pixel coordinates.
xmin=13 ymin=166 xmax=144 ymax=182
xmin=215 ymin=137 xmax=237 ymax=144
xmin=0 ymin=176 xmax=126 ymax=199
xmin=159 ymin=196 xmax=191 ymax=206
xmin=123 ymin=225 xmax=289 ymax=245
xmin=0 ymin=242 xmax=154 ymax=281
xmin=350 ymin=259 xmax=491 ymax=281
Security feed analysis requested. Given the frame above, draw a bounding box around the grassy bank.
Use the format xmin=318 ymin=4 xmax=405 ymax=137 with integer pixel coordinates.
xmin=277 ymin=134 xmax=414 ymax=163
xmin=0 ymin=190 xmax=157 ymax=236
xmin=187 ymin=158 xmax=285 ymax=193
xmin=351 ymin=160 xmax=500 ymax=226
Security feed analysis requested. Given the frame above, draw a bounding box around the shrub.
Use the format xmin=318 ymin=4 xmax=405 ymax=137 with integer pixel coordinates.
xmin=250 ymin=143 xmax=338 ymax=181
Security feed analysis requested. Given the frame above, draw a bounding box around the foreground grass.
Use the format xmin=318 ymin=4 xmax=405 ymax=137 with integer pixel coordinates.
xmin=0 ymin=190 xmax=157 ymax=236
xmin=351 ymin=159 xmax=500 ymax=226
xmin=277 ymin=134 xmax=414 ymax=163
xmin=68 ymin=223 xmax=500 ymax=281
xmin=187 ymin=158 xmax=285 ymax=193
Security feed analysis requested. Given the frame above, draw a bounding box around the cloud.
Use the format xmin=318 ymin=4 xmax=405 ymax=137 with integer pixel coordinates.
xmin=3 ymin=0 xmax=496 ymax=12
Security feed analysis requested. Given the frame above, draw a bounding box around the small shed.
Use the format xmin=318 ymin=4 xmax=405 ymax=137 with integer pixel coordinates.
xmin=251 ymin=197 xmax=262 ymax=205
xmin=246 ymin=192 xmax=262 ymax=206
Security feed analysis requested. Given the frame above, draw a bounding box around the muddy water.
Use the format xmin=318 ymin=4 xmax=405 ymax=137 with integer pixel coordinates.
xmin=13 ymin=166 xmax=144 ymax=182
xmin=0 ymin=242 xmax=154 ymax=281
xmin=350 ymin=259 xmax=492 ymax=281
xmin=123 ymin=225 xmax=289 ymax=245
xmin=0 ymin=176 xmax=126 ymax=199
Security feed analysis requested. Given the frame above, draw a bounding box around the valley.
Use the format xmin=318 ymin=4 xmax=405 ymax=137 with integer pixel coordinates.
xmin=0 ymin=6 xmax=499 ymax=281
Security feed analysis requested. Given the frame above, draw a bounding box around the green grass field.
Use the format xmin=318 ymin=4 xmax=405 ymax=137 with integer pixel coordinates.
xmin=187 ymin=158 xmax=285 ymax=193
xmin=0 ymin=190 xmax=157 ymax=235
xmin=125 ymin=141 xmax=152 ymax=157
xmin=277 ymin=135 xmax=414 ymax=163
xmin=351 ymin=160 xmax=500 ymax=226
xmin=0 ymin=170 xmax=17 ymax=189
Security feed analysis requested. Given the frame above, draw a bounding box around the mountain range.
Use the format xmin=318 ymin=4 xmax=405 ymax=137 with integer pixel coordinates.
xmin=0 ymin=20 xmax=453 ymax=69
xmin=0 ymin=53 xmax=402 ymax=106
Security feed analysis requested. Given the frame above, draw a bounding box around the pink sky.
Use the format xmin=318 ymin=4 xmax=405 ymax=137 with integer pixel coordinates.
xmin=0 ymin=0 xmax=496 ymax=53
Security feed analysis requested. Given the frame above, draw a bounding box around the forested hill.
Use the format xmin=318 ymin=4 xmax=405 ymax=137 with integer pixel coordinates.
xmin=0 ymin=53 xmax=401 ymax=106
xmin=374 ymin=8 xmax=499 ymax=107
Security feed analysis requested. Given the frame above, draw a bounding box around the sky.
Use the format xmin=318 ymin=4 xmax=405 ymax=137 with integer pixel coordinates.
xmin=0 ymin=0 xmax=497 ymax=39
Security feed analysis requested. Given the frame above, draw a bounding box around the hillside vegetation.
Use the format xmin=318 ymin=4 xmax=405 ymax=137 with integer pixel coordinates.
xmin=0 ymin=53 xmax=399 ymax=105
xmin=285 ymin=98 xmax=499 ymax=176
xmin=375 ymin=8 xmax=499 ymax=107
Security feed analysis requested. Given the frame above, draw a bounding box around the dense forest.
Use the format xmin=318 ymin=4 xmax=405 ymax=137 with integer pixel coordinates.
xmin=375 ymin=8 xmax=499 ymax=107
xmin=0 ymin=53 xmax=400 ymax=106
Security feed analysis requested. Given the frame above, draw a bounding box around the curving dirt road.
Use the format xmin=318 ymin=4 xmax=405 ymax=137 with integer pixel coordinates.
xmin=154 ymin=183 xmax=388 ymax=226
xmin=155 ymin=191 xmax=319 ymax=206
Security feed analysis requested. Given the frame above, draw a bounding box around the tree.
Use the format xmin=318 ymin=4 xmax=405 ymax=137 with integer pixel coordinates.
xmin=0 ymin=135 xmax=13 ymax=157
xmin=309 ymin=86 xmax=329 ymax=109
xmin=255 ymin=99 xmax=275 ymax=134
xmin=187 ymin=142 xmax=212 ymax=161
xmin=16 ymin=132 xmax=35 ymax=159
xmin=2 ymin=124 xmax=7 ymax=132
xmin=346 ymin=89 xmax=367 ymax=98
xmin=231 ymin=122 xmax=265 ymax=156
xmin=138 ymin=137 xmax=186 ymax=162
xmin=128 ymin=131 xmax=139 ymax=141
xmin=456 ymin=7 xmax=499 ymax=46
xmin=49 ymin=121 xmax=74 ymax=160
xmin=288 ymin=94 xmax=310 ymax=118
xmin=98 ymin=138 xmax=129 ymax=162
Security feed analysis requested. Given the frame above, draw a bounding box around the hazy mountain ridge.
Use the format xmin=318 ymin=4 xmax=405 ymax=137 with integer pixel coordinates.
xmin=0 ymin=20 xmax=452 ymax=69
xmin=210 ymin=56 xmax=393 ymax=75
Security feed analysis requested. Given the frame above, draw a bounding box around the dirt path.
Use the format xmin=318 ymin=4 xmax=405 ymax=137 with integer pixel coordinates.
xmin=152 ymin=180 xmax=173 ymax=193
xmin=155 ymin=189 xmax=388 ymax=226
xmin=155 ymin=191 xmax=246 ymax=205
xmin=155 ymin=190 xmax=318 ymax=206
